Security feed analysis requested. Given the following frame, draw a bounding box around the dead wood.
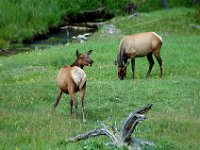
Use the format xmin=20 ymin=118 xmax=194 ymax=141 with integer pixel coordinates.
xmin=120 ymin=104 xmax=153 ymax=144
xmin=66 ymin=104 xmax=154 ymax=149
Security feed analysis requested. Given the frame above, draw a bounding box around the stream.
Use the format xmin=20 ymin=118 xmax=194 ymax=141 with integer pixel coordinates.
xmin=28 ymin=27 xmax=96 ymax=49
xmin=0 ymin=27 xmax=96 ymax=56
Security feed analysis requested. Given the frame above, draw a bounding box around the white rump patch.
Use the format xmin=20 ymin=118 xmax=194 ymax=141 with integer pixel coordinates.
xmin=152 ymin=32 xmax=162 ymax=42
xmin=71 ymin=66 xmax=86 ymax=88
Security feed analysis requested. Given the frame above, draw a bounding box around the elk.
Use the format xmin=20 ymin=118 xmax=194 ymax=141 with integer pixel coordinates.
xmin=115 ymin=32 xmax=163 ymax=80
xmin=51 ymin=50 xmax=93 ymax=123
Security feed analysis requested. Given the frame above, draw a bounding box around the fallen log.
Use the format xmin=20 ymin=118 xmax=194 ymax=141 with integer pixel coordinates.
xmin=66 ymin=104 xmax=154 ymax=149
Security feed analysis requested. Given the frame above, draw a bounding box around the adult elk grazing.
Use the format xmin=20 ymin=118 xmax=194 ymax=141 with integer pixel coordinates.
xmin=51 ymin=50 xmax=93 ymax=123
xmin=115 ymin=32 xmax=163 ymax=80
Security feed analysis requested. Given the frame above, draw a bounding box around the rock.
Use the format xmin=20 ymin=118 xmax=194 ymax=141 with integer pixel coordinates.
xmin=101 ymin=24 xmax=120 ymax=34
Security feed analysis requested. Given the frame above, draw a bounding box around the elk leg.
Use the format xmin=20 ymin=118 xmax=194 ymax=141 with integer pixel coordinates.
xmin=153 ymin=51 xmax=163 ymax=78
xmin=80 ymin=84 xmax=86 ymax=123
xmin=69 ymin=92 xmax=77 ymax=118
xmin=131 ymin=58 xmax=136 ymax=79
xmin=146 ymin=52 xmax=155 ymax=79
xmin=70 ymin=99 xmax=73 ymax=114
xmin=51 ymin=89 xmax=62 ymax=114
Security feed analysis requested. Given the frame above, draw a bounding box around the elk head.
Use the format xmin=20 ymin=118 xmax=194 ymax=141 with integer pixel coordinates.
xmin=115 ymin=60 xmax=130 ymax=80
xmin=74 ymin=50 xmax=94 ymax=68
xmin=76 ymin=50 xmax=94 ymax=66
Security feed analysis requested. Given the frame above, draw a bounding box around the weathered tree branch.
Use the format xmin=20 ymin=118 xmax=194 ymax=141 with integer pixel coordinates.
xmin=120 ymin=104 xmax=153 ymax=144
xmin=66 ymin=104 xmax=154 ymax=149
xmin=67 ymin=128 xmax=118 ymax=144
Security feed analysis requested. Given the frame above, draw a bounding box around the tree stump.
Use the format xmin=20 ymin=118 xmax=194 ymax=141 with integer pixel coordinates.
xmin=66 ymin=104 xmax=154 ymax=149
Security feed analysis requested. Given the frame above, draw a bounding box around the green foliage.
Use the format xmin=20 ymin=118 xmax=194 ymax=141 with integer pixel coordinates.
xmin=65 ymin=0 xmax=133 ymax=14
xmin=0 ymin=0 xmax=198 ymax=48
xmin=0 ymin=0 xmax=63 ymax=45
xmin=102 ymin=0 xmax=133 ymax=15
xmin=1 ymin=8 xmax=200 ymax=150
xmin=0 ymin=0 xmax=133 ymax=48
xmin=194 ymin=7 xmax=200 ymax=23
xmin=83 ymin=140 xmax=106 ymax=150
xmin=135 ymin=0 xmax=195 ymax=12
xmin=0 ymin=39 xmax=8 ymax=48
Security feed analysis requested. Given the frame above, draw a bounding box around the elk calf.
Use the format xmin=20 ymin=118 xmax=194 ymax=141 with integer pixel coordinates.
xmin=51 ymin=50 xmax=93 ymax=123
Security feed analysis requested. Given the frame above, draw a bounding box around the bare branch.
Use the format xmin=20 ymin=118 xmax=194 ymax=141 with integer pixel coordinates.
xmin=120 ymin=104 xmax=153 ymax=143
xmin=121 ymin=114 xmax=145 ymax=144
xmin=66 ymin=128 xmax=118 ymax=143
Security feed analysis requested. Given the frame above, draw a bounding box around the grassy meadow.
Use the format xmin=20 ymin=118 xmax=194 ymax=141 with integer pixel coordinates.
xmin=1 ymin=7 xmax=200 ymax=150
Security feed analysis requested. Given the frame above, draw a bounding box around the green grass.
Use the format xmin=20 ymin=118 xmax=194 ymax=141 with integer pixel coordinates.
xmin=113 ymin=7 xmax=200 ymax=35
xmin=1 ymin=8 xmax=200 ymax=150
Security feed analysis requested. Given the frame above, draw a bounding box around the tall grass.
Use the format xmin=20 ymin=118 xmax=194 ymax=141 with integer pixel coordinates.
xmin=135 ymin=0 xmax=197 ymax=12
xmin=0 ymin=0 xmax=133 ymax=48
xmin=0 ymin=8 xmax=200 ymax=149
xmin=0 ymin=0 xmax=197 ymax=48
xmin=0 ymin=0 xmax=64 ymax=45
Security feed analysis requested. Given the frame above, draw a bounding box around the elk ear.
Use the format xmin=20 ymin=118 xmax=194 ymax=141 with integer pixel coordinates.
xmin=125 ymin=61 xmax=130 ymax=67
xmin=76 ymin=50 xmax=79 ymax=57
xmin=87 ymin=50 xmax=93 ymax=55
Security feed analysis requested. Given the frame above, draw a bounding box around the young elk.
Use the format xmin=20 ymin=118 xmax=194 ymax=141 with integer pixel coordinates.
xmin=51 ymin=50 xmax=93 ymax=123
xmin=115 ymin=32 xmax=163 ymax=80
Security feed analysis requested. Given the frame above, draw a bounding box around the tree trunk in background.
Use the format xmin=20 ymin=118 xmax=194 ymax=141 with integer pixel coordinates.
xmin=163 ymin=0 xmax=169 ymax=9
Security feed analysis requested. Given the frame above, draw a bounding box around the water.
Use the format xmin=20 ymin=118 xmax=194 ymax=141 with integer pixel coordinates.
xmin=28 ymin=27 xmax=96 ymax=49
xmin=0 ymin=27 xmax=96 ymax=56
